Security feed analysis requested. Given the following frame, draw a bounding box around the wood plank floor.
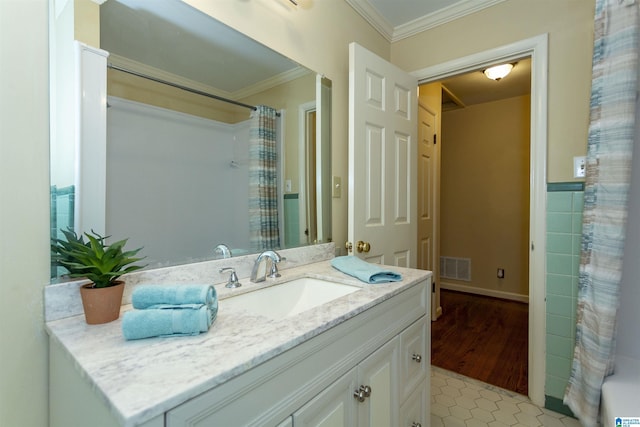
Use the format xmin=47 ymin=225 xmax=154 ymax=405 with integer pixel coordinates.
xmin=431 ymin=289 xmax=529 ymax=395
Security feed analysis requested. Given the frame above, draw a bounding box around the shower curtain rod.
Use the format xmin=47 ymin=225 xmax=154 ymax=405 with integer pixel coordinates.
xmin=107 ymin=63 xmax=279 ymax=115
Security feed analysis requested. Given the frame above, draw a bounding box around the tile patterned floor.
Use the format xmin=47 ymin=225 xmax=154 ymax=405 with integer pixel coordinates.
xmin=431 ymin=367 xmax=583 ymax=427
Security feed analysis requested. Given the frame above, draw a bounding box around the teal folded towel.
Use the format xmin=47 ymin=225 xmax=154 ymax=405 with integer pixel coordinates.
xmin=330 ymin=256 xmax=402 ymax=284
xmin=132 ymin=284 xmax=217 ymax=310
xmin=122 ymin=305 xmax=216 ymax=340
xmin=123 ymin=284 xmax=218 ymax=340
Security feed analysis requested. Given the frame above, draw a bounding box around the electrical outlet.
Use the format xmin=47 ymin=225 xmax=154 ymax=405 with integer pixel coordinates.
xmin=574 ymin=156 xmax=586 ymax=178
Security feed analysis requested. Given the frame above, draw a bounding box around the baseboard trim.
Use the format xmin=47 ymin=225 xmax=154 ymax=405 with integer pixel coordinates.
xmin=440 ymin=282 xmax=529 ymax=304
xmin=544 ymin=395 xmax=575 ymax=418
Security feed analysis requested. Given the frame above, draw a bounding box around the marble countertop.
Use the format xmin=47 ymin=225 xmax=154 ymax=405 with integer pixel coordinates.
xmin=46 ymin=260 xmax=430 ymax=427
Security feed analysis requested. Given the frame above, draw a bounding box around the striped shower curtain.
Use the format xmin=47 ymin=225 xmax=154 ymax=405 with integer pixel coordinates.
xmin=249 ymin=105 xmax=280 ymax=252
xmin=564 ymin=1 xmax=639 ymax=424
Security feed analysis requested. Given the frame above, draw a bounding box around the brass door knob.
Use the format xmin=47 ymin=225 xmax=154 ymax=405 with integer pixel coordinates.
xmin=356 ymin=241 xmax=371 ymax=253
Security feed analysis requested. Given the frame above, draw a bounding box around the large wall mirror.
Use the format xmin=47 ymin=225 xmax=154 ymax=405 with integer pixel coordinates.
xmin=50 ymin=0 xmax=332 ymax=276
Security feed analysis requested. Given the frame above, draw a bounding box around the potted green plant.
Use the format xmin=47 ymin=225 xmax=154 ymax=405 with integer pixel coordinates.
xmin=52 ymin=229 xmax=145 ymax=324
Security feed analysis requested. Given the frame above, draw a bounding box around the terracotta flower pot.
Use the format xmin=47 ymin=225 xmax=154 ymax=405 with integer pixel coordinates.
xmin=79 ymin=280 xmax=125 ymax=324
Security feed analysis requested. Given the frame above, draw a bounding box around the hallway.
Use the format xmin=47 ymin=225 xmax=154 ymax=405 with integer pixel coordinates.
xmin=432 ymin=290 xmax=529 ymax=395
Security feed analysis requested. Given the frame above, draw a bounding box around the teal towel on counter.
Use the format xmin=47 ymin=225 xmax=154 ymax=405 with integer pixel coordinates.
xmin=331 ymin=256 xmax=402 ymax=284
xmin=132 ymin=284 xmax=217 ymax=310
xmin=123 ymin=284 xmax=218 ymax=340
xmin=122 ymin=305 xmax=215 ymax=340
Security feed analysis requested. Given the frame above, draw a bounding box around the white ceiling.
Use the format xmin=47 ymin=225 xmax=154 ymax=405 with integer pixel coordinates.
xmin=344 ymin=0 xmax=507 ymax=42
xmin=101 ymin=0 xmax=306 ymax=99
xmin=439 ymin=58 xmax=531 ymax=111
xmin=345 ymin=0 xmax=531 ymax=107
xmin=101 ymin=0 xmax=530 ymax=109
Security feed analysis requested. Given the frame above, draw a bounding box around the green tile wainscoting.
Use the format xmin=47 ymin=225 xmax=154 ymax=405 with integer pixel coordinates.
xmin=50 ymin=185 xmax=75 ymax=278
xmin=545 ymin=182 xmax=584 ymax=417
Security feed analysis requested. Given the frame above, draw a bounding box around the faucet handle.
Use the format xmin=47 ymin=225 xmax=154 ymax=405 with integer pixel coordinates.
xmin=267 ymin=262 xmax=280 ymax=279
xmin=219 ymin=267 xmax=241 ymax=288
xmin=266 ymin=256 xmax=286 ymax=279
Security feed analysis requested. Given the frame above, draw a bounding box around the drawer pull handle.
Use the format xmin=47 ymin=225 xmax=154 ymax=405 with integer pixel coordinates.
xmin=411 ymin=423 xmax=422 ymax=427
xmin=412 ymin=353 xmax=422 ymax=363
xmin=353 ymin=385 xmax=372 ymax=402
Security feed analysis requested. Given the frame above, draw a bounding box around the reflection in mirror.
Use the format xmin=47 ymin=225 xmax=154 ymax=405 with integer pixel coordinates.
xmin=50 ymin=0 xmax=331 ymax=278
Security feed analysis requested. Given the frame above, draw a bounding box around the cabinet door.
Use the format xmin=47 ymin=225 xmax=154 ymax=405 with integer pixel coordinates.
xmin=293 ymin=368 xmax=357 ymax=427
xmin=399 ymin=316 xmax=428 ymax=401
xmin=356 ymin=337 xmax=399 ymax=427
xmin=399 ymin=378 xmax=428 ymax=427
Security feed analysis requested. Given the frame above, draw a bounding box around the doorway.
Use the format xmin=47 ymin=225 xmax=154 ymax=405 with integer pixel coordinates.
xmin=413 ymin=34 xmax=548 ymax=405
xmin=425 ymin=58 xmax=531 ymax=395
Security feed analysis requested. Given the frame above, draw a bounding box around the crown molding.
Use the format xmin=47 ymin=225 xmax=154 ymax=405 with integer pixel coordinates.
xmin=392 ymin=0 xmax=507 ymax=41
xmin=344 ymin=0 xmax=394 ymax=42
xmin=346 ymin=0 xmax=507 ymax=43
xmin=232 ymin=66 xmax=312 ymax=100
xmin=107 ymin=54 xmax=311 ymax=101
xmin=108 ymin=54 xmax=236 ymax=99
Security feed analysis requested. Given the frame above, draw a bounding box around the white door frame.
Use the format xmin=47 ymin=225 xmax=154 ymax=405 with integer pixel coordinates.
xmin=410 ymin=33 xmax=548 ymax=406
xmin=298 ymin=100 xmax=316 ymax=245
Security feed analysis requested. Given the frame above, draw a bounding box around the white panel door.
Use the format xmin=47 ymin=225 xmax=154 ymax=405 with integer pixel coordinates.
xmin=348 ymin=42 xmax=418 ymax=267
xmin=417 ymin=103 xmax=441 ymax=319
xmin=417 ymin=104 xmax=436 ymax=273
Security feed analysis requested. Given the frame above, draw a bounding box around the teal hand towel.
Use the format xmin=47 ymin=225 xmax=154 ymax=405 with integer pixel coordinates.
xmin=122 ymin=305 xmax=216 ymax=340
xmin=141 ymin=303 xmax=217 ymax=327
xmin=330 ymin=256 xmax=402 ymax=284
xmin=132 ymin=284 xmax=217 ymax=311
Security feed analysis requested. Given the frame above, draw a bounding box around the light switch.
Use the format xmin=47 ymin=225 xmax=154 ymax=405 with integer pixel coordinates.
xmin=332 ymin=176 xmax=341 ymax=198
xmin=573 ymin=156 xmax=586 ymax=178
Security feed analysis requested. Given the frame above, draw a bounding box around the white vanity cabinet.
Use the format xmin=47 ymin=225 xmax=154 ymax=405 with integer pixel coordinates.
xmin=166 ymin=281 xmax=429 ymax=427
xmin=292 ymin=365 xmax=357 ymax=426
xmin=292 ymin=315 xmax=429 ymax=427
xmin=398 ymin=317 xmax=430 ymax=427
xmin=293 ymin=337 xmax=398 ymax=427
xmin=49 ymin=272 xmax=430 ymax=427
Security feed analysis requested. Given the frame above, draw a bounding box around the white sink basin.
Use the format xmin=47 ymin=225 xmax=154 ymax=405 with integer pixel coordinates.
xmin=221 ymin=277 xmax=359 ymax=320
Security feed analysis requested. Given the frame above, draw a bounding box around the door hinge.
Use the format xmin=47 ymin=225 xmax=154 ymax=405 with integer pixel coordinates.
xmin=432 ymin=281 xmax=435 ymax=293
xmin=433 ymin=134 xmax=437 ymax=145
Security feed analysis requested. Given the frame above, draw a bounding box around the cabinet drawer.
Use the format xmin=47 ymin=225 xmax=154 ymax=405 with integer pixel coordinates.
xmin=398 ymin=378 xmax=428 ymax=427
xmin=398 ymin=316 xmax=428 ymax=401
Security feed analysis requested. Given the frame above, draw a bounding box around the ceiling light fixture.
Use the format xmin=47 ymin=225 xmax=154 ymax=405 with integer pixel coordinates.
xmin=483 ymin=63 xmax=514 ymax=81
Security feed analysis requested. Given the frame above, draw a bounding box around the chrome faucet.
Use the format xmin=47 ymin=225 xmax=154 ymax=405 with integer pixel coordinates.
xmin=219 ymin=267 xmax=241 ymax=288
xmin=250 ymin=250 xmax=283 ymax=283
xmin=214 ymin=244 xmax=232 ymax=259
